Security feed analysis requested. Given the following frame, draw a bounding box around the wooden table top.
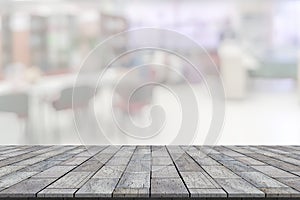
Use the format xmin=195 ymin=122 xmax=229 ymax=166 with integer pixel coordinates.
xmin=0 ymin=145 xmax=299 ymax=199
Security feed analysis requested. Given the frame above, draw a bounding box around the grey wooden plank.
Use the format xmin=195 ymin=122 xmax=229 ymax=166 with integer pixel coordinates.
xmin=48 ymin=172 xmax=92 ymax=189
xmin=234 ymin=156 xmax=265 ymax=166
xmin=31 ymin=146 xmax=61 ymax=155
xmin=189 ymin=188 xmax=227 ymax=198
xmin=196 ymin=146 xmax=220 ymax=154
xmin=151 ymin=178 xmax=189 ymax=197
xmin=84 ymin=145 xmax=107 ymax=155
xmin=152 ymin=149 xmax=169 ymax=157
xmin=181 ymin=171 xmax=220 ymax=189
xmin=274 ymin=155 xmax=300 ymax=166
xmin=48 ymin=153 xmax=74 ymax=161
xmin=19 ymin=159 xmax=61 ymax=172
xmin=190 ymin=156 xmax=221 ymax=166
xmin=292 ymin=171 xmax=300 ymax=176
xmin=184 ymin=146 xmax=205 ymax=156
xmin=0 ymin=145 xmax=299 ymax=198
xmin=75 ymin=178 xmax=119 ymax=197
xmin=37 ymin=188 xmax=77 ymax=198
xmin=255 ymin=147 xmax=300 ymax=166
xmin=170 ymin=154 xmax=204 ymax=172
xmin=218 ymin=148 xmax=245 ymax=157
xmin=63 ymin=147 xmax=86 ymax=155
xmin=0 ymin=157 xmax=8 ymax=161
xmin=116 ymin=172 xmax=150 ymax=188
xmin=226 ymin=146 xmax=254 ymax=154
xmin=33 ymin=165 xmax=76 ymax=178
xmin=277 ymin=177 xmax=300 ymax=191
xmin=152 ymin=166 xmax=179 ymax=178
xmin=126 ymin=160 xmax=151 ymax=173
xmin=247 ymin=153 xmax=300 ymax=171
xmin=209 ymin=153 xmax=235 ymax=161
xmin=260 ymin=187 xmax=300 ymax=198
xmin=93 ymin=166 xmax=126 ymax=179
xmin=0 ymin=153 xmax=36 ymax=168
xmin=114 ymin=150 xmax=135 ymax=157
xmin=0 ymin=165 xmax=24 ymax=177
xmin=12 ymin=155 xmax=47 ymax=166
xmin=135 ymin=148 xmax=151 ymax=155
xmin=152 ymin=156 xmax=173 ymax=166
xmin=202 ymin=166 xmax=239 ymax=179
xmin=98 ymin=146 xmax=121 ymax=154
xmin=239 ymin=171 xmax=289 ymax=188
xmin=93 ymin=153 xmax=115 ymax=163
xmin=260 ymin=146 xmax=292 ymax=154
xmin=113 ymin=188 xmax=149 ymax=197
xmin=0 ymin=171 xmax=37 ymax=188
xmin=60 ymin=156 xmax=90 ymax=166
xmin=0 ymin=178 xmax=54 ymax=197
xmin=35 ymin=147 xmax=77 ymax=158
xmin=252 ymin=165 xmax=297 ymax=178
xmin=106 ymin=156 xmax=131 ymax=166
xmin=72 ymin=159 xmax=103 ymax=172
xmin=167 ymin=146 xmax=185 ymax=154
xmin=131 ymin=153 xmax=151 ymax=161
xmin=215 ymin=178 xmax=265 ymax=198
xmin=219 ymin=160 xmax=257 ymax=172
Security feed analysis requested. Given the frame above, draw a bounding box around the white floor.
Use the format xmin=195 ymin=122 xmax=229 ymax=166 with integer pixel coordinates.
xmin=0 ymin=78 xmax=299 ymax=145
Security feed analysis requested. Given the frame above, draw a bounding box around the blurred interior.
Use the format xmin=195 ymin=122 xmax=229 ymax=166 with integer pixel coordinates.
xmin=0 ymin=0 xmax=299 ymax=145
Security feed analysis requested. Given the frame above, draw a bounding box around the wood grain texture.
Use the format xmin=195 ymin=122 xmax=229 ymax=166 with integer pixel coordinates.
xmin=0 ymin=145 xmax=297 ymax=198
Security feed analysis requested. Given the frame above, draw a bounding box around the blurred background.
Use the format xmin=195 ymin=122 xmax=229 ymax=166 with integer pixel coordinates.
xmin=0 ymin=0 xmax=299 ymax=145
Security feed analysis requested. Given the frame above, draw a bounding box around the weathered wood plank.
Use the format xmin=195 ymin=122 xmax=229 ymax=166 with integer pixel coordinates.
xmin=277 ymin=177 xmax=300 ymax=191
xmin=106 ymin=156 xmax=131 ymax=166
xmin=125 ymin=160 xmax=151 ymax=173
xmin=19 ymin=159 xmax=62 ymax=172
xmin=0 ymin=178 xmax=55 ymax=197
xmin=0 ymin=145 xmax=299 ymax=198
xmin=239 ymin=171 xmax=290 ymax=188
xmin=234 ymin=156 xmax=265 ymax=166
xmin=201 ymin=166 xmax=239 ymax=179
xmin=113 ymin=188 xmax=149 ymax=197
xmin=215 ymin=178 xmax=265 ymax=198
xmin=151 ymin=178 xmax=189 ymax=197
xmin=152 ymin=166 xmax=179 ymax=178
xmin=60 ymin=157 xmax=90 ymax=166
xmin=180 ymin=171 xmax=220 ymax=189
xmin=37 ymin=188 xmax=77 ymax=198
xmin=252 ymin=165 xmax=297 ymax=178
xmin=116 ymin=172 xmax=150 ymax=189
xmin=93 ymin=166 xmax=125 ymax=179
xmin=33 ymin=165 xmax=76 ymax=178
xmin=75 ymin=178 xmax=119 ymax=197
xmin=72 ymin=159 xmax=103 ymax=172
xmin=0 ymin=165 xmax=24 ymax=177
xmin=152 ymin=156 xmax=173 ymax=166
xmin=219 ymin=160 xmax=257 ymax=172
xmin=189 ymin=188 xmax=227 ymax=198
xmin=260 ymin=187 xmax=300 ymax=198
xmin=0 ymin=171 xmax=37 ymax=188
xmin=170 ymin=154 xmax=204 ymax=172
xmin=48 ymin=172 xmax=92 ymax=189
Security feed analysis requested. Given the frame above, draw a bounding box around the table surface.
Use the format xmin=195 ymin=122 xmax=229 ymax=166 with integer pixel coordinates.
xmin=0 ymin=145 xmax=299 ymax=199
